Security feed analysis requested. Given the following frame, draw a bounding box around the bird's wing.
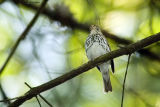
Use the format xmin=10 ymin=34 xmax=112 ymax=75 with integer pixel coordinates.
xmin=104 ymin=36 xmax=115 ymax=73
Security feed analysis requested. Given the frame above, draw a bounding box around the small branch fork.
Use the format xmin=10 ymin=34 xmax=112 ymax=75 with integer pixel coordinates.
xmin=8 ymin=32 xmax=160 ymax=106
xmin=25 ymin=82 xmax=53 ymax=107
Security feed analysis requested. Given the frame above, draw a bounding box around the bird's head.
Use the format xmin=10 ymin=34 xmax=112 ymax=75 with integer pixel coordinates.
xmin=90 ymin=25 xmax=101 ymax=34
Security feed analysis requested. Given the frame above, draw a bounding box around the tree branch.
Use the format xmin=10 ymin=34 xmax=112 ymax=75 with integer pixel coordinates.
xmin=0 ymin=0 xmax=48 ymax=74
xmin=12 ymin=0 xmax=160 ymax=61
xmin=9 ymin=32 xmax=160 ymax=107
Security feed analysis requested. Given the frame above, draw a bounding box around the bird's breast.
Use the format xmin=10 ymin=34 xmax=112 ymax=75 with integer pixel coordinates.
xmin=85 ymin=34 xmax=109 ymax=50
xmin=86 ymin=42 xmax=108 ymax=60
xmin=85 ymin=34 xmax=110 ymax=60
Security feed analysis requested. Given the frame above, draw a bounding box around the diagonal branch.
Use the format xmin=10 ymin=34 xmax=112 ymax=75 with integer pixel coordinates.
xmin=0 ymin=0 xmax=48 ymax=74
xmin=12 ymin=0 xmax=160 ymax=61
xmin=9 ymin=32 xmax=160 ymax=107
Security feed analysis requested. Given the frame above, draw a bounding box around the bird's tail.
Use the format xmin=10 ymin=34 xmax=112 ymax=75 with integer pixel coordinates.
xmin=102 ymin=74 xmax=112 ymax=92
xmin=99 ymin=63 xmax=112 ymax=93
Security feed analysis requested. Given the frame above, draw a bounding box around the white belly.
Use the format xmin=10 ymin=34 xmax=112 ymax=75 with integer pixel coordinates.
xmin=86 ymin=42 xmax=107 ymax=60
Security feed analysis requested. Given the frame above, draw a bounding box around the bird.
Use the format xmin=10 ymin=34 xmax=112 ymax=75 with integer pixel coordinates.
xmin=85 ymin=25 xmax=115 ymax=92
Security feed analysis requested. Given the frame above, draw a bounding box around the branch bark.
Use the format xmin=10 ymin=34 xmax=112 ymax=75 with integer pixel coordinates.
xmin=9 ymin=32 xmax=160 ymax=107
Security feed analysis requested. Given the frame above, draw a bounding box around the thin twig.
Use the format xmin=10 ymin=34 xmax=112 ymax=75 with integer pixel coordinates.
xmin=0 ymin=0 xmax=48 ymax=74
xmin=35 ymin=96 xmax=42 ymax=107
xmin=121 ymin=54 xmax=131 ymax=107
xmin=25 ymin=82 xmax=53 ymax=107
xmin=0 ymin=82 xmax=11 ymax=105
xmin=25 ymin=82 xmax=42 ymax=107
xmin=38 ymin=94 xmax=53 ymax=107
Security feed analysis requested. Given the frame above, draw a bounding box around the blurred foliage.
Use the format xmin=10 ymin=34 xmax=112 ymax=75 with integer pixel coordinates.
xmin=0 ymin=0 xmax=160 ymax=107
